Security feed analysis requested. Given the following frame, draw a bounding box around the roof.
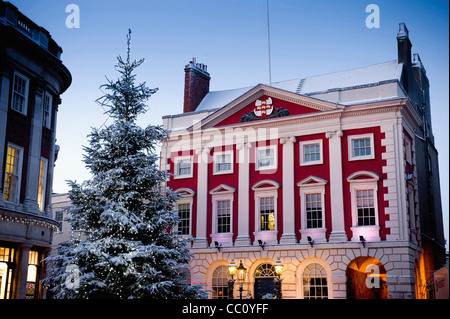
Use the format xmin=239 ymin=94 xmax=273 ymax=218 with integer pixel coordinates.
xmin=194 ymin=60 xmax=402 ymax=112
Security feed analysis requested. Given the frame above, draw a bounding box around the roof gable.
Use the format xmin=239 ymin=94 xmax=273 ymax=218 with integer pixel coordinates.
xmin=190 ymin=84 xmax=341 ymax=131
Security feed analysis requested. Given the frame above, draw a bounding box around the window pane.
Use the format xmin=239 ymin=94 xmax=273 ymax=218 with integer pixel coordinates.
xmin=216 ymin=154 xmax=231 ymax=172
xmin=259 ymin=149 xmax=274 ymax=168
xmin=356 ymin=189 xmax=376 ymax=226
xmin=352 ymin=138 xmax=371 ymax=157
xmin=306 ymin=193 xmax=322 ymax=229
xmin=177 ymin=203 xmax=190 ymax=235
xmin=303 ymin=263 xmax=328 ymax=299
xmin=3 ymin=146 xmax=20 ymax=202
xmin=178 ymin=159 xmax=191 ymax=176
xmin=212 ymin=266 xmax=231 ymax=299
xmin=260 ymin=197 xmax=275 ymax=231
xmin=217 ymin=200 xmax=231 ymax=233
xmin=304 ymin=144 xmax=320 ymax=162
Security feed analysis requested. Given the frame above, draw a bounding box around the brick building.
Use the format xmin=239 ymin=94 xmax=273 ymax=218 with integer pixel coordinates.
xmin=161 ymin=23 xmax=445 ymax=299
xmin=0 ymin=1 xmax=71 ymax=299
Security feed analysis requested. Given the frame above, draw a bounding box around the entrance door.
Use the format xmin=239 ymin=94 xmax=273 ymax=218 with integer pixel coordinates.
xmin=254 ymin=278 xmax=275 ymax=299
xmin=254 ymin=263 xmax=276 ymax=299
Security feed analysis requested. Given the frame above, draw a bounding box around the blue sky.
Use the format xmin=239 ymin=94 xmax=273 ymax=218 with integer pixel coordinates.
xmin=9 ymin=0 xmax=448 ymax=247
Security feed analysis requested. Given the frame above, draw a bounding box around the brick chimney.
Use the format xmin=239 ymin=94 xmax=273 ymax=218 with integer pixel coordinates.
xmin=397 ymin=22 xmax=412 ymax=66
xmin=183 ymin=57 xmax=210 ymax=113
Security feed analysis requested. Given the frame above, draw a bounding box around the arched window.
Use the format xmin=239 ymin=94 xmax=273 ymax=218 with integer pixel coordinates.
xmin=303 ymin=263 xmax=328 ymax=299
xmin=212 ymin=265 xmax=231 ymax=299
xmin=255 ymin=263 xmax=276 ymax=277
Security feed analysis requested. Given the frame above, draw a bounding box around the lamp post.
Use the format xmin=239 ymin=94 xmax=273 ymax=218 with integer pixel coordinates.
xmin=227 ymin=259 xmax=237 ymax=299
xmin=273 ymin=257 xmax=284 ymax=299
xmin=228 ymin=259 xmax=247 ymax=299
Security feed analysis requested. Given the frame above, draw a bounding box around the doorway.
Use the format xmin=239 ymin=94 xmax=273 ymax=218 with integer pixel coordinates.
xmin=346 ymin=256 xmax=388 ymax=299
xmin=254 ymin=263 xmax=276 ymax=299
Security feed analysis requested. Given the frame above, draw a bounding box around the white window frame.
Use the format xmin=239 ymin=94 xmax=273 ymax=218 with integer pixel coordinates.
xmin=210 ymin=185 xmax=235 ymax=246
xmin=297 ymin=176 xmax=327 ymax=244
xmin=11 ymin=71 xmax=29 ymax=115
xmin=37 ymin=157 xmax=48 ymax=212
xmin=347 ymin=171 xmax=380 ymax=242
xmin=173 ymin=156 xmax=193 ymax=179
xmin=213 ymin=150 xmax=234 ymax=175
xmin=252 ymin=180 xmax=279 ymax=245
xmin=348 ymin=133 xmax=375 ymax=161
xmin=300 ymin=139 xmax=323 ymax=166
xmin=255 ymin=144 xmax=277 ymax=171
xmin=3 ymin=143 xmax=24 ymax=204
xmin=43 ymin=92 xmax=52 ymax=129
xmin=174 ymin=188 xmax=195 ymax=237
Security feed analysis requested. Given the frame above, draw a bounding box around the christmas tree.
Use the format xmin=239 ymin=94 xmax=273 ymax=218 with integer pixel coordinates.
xmin=44 ymin=30 xmax=206 ymax=299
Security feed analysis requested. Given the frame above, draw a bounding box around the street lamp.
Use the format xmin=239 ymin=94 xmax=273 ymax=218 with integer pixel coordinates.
xmin=273 ymin=257 xmax=284 ymax=299
xmin=227 ymin=259 xmax=237 ymax=299
xmin=227 ymin=259 xmax=247 ymax=299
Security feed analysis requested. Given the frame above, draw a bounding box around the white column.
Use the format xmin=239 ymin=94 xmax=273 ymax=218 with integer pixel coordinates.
xmin=23 ymin=86 xmax=44 ymax=214
xmin=193 ymin=147 xmax=209 ymax=248
xmin=280 ymin=136 xmax=297 ymax=244
xmin=0 ymin=74 xmax=10 ymax=204
xmin=327 ymin=130 xmax=348 ymax=242
xmin=235 ymin=142 xmax=251 ymax=246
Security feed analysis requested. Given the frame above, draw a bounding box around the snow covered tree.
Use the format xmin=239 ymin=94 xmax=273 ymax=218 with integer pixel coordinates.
xmin=44 ymin=30 xmax=206 ymax=299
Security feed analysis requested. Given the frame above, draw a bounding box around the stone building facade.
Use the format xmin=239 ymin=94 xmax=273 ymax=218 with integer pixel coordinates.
xmin=161 ymin=23 xmax=445 ymax=299
xmin=0 ymin=1 xmax=71 ymax=299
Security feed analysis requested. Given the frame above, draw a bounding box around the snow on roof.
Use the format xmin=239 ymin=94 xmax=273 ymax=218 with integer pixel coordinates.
xmin=298 ymin=60 xmax=402 ymax=95
xmin=195 ymin=86 xmax=252 ymax=112
xmin=170 ymin=60 xmax=403 ymax=118
xmin=197 ymin=60 xmax=402 ymax=112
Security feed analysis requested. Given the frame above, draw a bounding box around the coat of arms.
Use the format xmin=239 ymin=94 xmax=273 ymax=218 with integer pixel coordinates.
xmin=240 ymin=97 xmax=289 ymax=122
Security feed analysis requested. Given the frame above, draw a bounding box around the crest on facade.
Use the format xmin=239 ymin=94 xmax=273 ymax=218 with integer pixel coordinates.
xmin=240 ymin=97 xmax=289 ymax=122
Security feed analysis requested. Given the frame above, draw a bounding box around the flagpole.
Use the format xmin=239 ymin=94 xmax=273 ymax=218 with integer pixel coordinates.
xmin=266 ymin=0 xmax=272 ymax=86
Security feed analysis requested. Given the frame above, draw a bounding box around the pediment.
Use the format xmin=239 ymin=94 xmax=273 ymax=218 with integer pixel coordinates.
xmin=190 ymin=84 xmax=342 ymax=131
xmin=209 ymin=184 xmax=236 ymax=194
xmin=297 ymin=176 xmax=328 ymax=187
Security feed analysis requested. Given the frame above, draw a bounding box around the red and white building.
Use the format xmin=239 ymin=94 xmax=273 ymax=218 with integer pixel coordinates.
xmin=161 ymin=23 xmax=445 ymax=299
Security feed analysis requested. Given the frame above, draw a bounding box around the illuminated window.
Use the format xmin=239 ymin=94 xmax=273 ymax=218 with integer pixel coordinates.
xmin=0 ymin=247 xmax=15 ymax=299
xmin=11 ymin=71 xmax=29 ymax=115
xmin=252 ymin=180 xmax=279 ymax=244
xmin=259 ymin=196 xmax=275 ymax=231
xmin=37 ymin=158 xmax=48 ymax=212
xmin=43 ymin=92 xmax=52 ymax=129
xmin=3 ymin=144 xmax=23 ymax=203
xmin=303 ymin=263 xmax=328 ymax=299
xmin=212 ymin=265 xmax=231 ymax=299
xmin=348 ymin=134 xmax=375 ymax=161
xmin=26 ymin=250 xmax=40 ymax=299
xmin=347 ymin=171 xmax=381 ymax=242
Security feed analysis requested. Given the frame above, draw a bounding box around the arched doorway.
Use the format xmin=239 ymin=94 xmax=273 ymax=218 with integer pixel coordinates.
xmin=254 ymin=263 xmax=276 ymax=299
xmin=346 ymin=256 xmax=388 ymax=299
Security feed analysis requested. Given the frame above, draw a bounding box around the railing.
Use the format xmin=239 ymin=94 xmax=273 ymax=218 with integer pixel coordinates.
xmin=0 ymin=1 xmax=62 ymax=59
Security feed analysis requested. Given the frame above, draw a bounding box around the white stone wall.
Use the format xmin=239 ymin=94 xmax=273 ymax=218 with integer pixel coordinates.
xmin=190 ymin=241 xmax=420 ymax=299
